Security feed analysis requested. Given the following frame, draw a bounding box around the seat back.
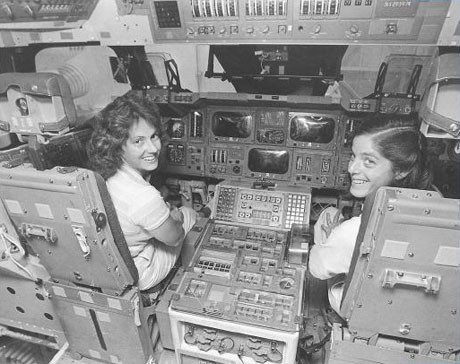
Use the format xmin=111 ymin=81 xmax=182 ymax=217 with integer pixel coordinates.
xmin=340 ymin=187 xmax=459 ymax=349
xmin=0 ymin=164 xmax=138 ymax=295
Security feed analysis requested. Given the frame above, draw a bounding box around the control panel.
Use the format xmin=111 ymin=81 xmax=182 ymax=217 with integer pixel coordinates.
xmin=181 ymin=323 xmax=285 ymax=363
xmin=161 ymin=112 xmax=207 ymax=176
xmin=161 ymin=97 xmax=346 ymax=189
xmin=212 ymin=181 xmax=311 ymax=230
xmin=167 ymin=178 xmax=310 ymax=364
xmin=149 ymin=0 xmax=451 ymax=44
xmin=0 ymin=0 xmax=100 ymax=29
xmin=169 ymin=217 xmax=306 ymax=363
xmin=172 ymin=222 xmax=303 ymax=331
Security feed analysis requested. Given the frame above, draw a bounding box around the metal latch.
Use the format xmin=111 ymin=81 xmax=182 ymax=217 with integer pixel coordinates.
xmin=21 ymin=223 xmax=57 ymax=244
xmin=72 ymin=226 xmax=90 ymax=258
xmin=382 ymin=269 xmax=441 ymax=294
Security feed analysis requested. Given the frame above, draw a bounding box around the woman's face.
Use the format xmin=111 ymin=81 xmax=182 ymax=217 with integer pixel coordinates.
xmin=348 ymin=134 xmax=396 ymax=198
xmin=122 ymin=117 xmax=161 ymax=176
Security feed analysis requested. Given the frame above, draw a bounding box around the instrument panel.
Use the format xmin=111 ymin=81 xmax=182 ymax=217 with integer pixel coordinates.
xmin=150 ymin=0 xmax=452 ymax=44
xmin=168 ymin=185 xmax=308 ymax=364
xmin=160 ymin=97 xmax=350 ymax=189
xmin=0 ymin=0 xmax=99 ymax=29
xmin=213 ymin=182 xmax=311 ymax=229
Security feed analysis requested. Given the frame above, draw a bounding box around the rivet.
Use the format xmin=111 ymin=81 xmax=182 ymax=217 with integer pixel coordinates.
xmin=449 ymin=123 xmax=459 ymax=133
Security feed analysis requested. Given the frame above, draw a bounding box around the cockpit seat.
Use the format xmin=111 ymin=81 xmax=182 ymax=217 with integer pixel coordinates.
xmin=0 ymin=163 xmax=171 ymax=363
xmin=328 ymin=186 xmax=459 ymax=364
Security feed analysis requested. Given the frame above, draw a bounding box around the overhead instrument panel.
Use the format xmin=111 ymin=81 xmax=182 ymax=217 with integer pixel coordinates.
xmin=0 ymin=0 xmax=100 ymax=29
xmin=150 ymin=0 xmax=452 ymax=44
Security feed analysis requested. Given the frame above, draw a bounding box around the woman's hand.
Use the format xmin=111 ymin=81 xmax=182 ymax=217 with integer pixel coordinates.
xmin=321 ymin=210 xmax=344 ymax=239
xmin=169 ymin=205 xmax=184 ymax=224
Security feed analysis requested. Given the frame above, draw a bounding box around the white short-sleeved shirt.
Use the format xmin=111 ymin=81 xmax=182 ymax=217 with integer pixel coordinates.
xmin=107 ymin=163 xmax=178 ymax=290
xmin=309 ymin=207 xmax=361 ymax=314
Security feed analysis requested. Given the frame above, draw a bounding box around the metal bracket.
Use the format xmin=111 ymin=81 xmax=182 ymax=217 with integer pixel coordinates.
xmin=382 ymin=269 xmax=441 ymax=294
xmin=21 ymin=223 xmax=57 ymax=244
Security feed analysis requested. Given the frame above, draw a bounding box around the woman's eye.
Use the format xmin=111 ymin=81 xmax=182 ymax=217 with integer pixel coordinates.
xmin=364 ymin=158 xmax=375 ymax=167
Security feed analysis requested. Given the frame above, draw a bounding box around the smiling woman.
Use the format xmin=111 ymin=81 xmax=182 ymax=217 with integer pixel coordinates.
xmin=348 ymin=134 xmax=396 ymax=199
xmin=122 ymin=117 xmax=162 ymax=178
xmin=309 ymin=114 xmax=433 ymax=316
xmin=87 ymin=91 xmax=197 ymax=291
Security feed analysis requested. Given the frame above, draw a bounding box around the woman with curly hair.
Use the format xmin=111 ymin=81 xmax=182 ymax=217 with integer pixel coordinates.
xmin=87 ymin=90 xmax=196 ymax=291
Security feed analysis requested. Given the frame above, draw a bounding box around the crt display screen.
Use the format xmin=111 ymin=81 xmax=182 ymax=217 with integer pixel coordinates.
xmin=248 ymin=148 xmax=289 ymax=174
xmin=289 ymin=113 xmax=335 ymax=143
xmin=212 ymin=111 xmax=253 ymax=138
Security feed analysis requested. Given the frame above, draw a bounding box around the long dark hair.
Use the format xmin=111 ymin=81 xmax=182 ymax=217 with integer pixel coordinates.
xmin=87 ymin=91 xmax=161 ymax=180
xmin=355 ymin=114 xmax=432 ymax=190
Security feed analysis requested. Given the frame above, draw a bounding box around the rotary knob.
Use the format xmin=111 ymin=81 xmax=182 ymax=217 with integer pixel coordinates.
xmin=349 ymin=24 xmax=359 ymax=34
xmin=232 ymin=165 xmax=241 ymax=174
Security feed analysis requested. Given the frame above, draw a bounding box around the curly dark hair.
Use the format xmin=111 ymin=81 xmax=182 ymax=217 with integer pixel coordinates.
xmin=355 ymin=114 xmax=433 ymax=190
xmin=87 ymin=90 xmax=161 ymax=180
